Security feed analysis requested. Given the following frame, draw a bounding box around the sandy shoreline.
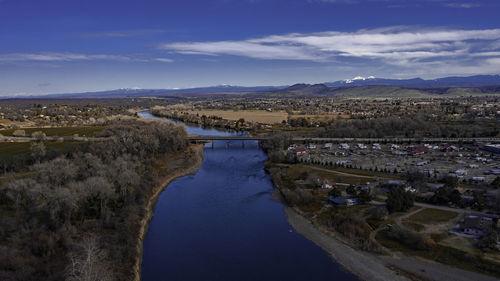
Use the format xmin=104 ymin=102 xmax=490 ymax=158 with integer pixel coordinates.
xmin=281 ymin=196 xmax=500 ymax=281
xmin=131 ymin=144 xmax=205 ymax=281
xmin=283 ymin=205 xmax=410 ymax=281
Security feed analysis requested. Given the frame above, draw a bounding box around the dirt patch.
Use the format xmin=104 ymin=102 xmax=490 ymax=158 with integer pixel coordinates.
xmin=181 ymin=109 xmax=288 ymax=124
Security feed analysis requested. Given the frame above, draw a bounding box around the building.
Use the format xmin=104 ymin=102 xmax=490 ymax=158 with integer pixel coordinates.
xmin=481 ymin=144 xmax=500 ymax=154
xmin=407 ymin=146 xmax=428 ymax=155
xmin=339 ymin=143 xmax=350 ymax=150
xmin=322 ymin=180 xmax=333 ymax=189
xmin=295 ymin=147 xmax=307 ymax=156
xmin=329 ymin=197 xmax=358 ymax=206
xmin=459 ymin=215 xmax=494 ymax=237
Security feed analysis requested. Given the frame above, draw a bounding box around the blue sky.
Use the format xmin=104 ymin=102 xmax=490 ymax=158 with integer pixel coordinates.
xmin=1 ymin=0 xmax=499 ymax=95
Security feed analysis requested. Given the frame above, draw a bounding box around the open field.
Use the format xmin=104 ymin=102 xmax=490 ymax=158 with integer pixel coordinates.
xmin=283 ymin=163 xmax=385 ymax=186
xmin=289 ymin=113 xmax=350 ymax=122
xmin=0 ymin=126 xmax=106 ymax=137
xmin=181 ymin=109 xmax=288 ymax=124
xmin=0 ymin=142 xmax=84 ymax=160
xmin=408 ymin=209 xmax=459 ymax=225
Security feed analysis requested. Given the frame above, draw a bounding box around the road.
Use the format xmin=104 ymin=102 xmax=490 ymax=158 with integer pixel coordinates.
xmin=375 ymin=195 xmax=500 ymax=219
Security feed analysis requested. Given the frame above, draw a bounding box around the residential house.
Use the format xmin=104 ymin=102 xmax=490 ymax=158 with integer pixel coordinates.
xmin=459 ymin=215 xmax=494 ymax=237
xmin=329 ymin=197 xmax=358 ymax=206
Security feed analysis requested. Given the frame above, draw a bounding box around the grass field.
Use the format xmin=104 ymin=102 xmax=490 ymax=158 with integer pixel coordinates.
xmin=0 ymin=142 xmax=83 ymax=160
xmin=408 ymin=208 xmax=458 ymax=224
xmin=284 ymin=164 xmax=377 ymax=186
xmin=0 ymin=126 xmax=106 ymax=137
xmin=289 ymin=113 xmax=350 ymax=122
xmin=181 ymin=109 xmax=288 ymax=124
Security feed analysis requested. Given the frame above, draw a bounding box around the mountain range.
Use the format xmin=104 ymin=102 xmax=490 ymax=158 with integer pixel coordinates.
xmin=3 ymin=74 xmax=500 ymax=99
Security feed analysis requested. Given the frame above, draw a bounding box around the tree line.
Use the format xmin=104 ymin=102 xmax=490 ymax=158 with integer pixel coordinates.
xmin=0 ymin=119 xmax=188 ymax=281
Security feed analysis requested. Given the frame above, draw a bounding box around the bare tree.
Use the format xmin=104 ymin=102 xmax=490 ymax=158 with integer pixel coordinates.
xmin=31 ymin=131 xmax=47 ymax=142
xmin=30 ymin=142 xmax=46 ymax=163
xmin=66 ymin=236 xmax=113 ymax=281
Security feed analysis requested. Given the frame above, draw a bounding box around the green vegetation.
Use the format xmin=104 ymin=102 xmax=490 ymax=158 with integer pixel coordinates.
xmin=0 ymin=142 xmax=84 ymax=160
xmin=386 ymin=186 xmax=414 ymax=213
xmin=0 ymin=126 xmax=106 ymax=137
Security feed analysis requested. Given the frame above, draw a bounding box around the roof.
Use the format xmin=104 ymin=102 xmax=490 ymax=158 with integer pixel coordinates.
xmin=460 ymin=216 xmax=494 ymax=231
xmin=407 ymin=146 xmax=428 ymax=154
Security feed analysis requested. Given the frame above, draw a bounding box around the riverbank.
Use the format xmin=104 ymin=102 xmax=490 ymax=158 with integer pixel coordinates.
xmin=132 ymin=143 xmax=205 ymax=281
xmin=270 ymin=169 xmax=500 ymax=281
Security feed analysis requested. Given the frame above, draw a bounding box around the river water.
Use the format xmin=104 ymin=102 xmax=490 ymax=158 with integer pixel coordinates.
xmin=139 ymin=111 xmax=358 ymax=281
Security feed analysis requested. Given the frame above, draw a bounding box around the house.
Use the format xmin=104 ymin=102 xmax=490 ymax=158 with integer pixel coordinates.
xmin=322 ymin=180 xmax=333 ymax=189
xmin=339 ymin=143 xmax=350 ymax=150
xmin=427 ymin=183 xmax=445 ymax=190
xmin=329 ymin=197 xmax=358 ymax=206
xmin=390 ymin=144 xmax=400 ymax=150
xmin=407 ymin=146 xmax=428 ymax=155
xmin=416 ymin=160 xmax=429 ymax=166
xmin=372 ymin=143 xmax=382 ymax=150
xmin=481 ymin=144 xmax=500 ymax=154
xmin=387 ymin=180 xmax=405 ymax=186
xmin=472 ymin=176 xmax=485 ymax=182
xmin=454 ymin=170 xmax=468 ymax=176
xmin=295 ymin=147 xmax=307 ymax=156
xmin=307 ymin=143 xmax=317 ymax=149
xmin=459 ymin=215 xmax=494 ymax=237
xmin=357 ymin=143 xmax=367 ymax=149
xmin=323 ymin=143 xmax=333 ymax=149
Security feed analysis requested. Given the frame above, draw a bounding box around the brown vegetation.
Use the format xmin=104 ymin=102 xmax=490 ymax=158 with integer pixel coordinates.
xmin=0 ymin=118 xmax=190 ymax=281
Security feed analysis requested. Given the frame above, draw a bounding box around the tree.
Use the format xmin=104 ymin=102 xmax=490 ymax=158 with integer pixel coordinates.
xmin=66 ymin=236 xmax=113 ymax=281
xmin=12 ymin=129 xmax=25 ymax=137
xmin=369 ymin=207 xmax=388 ymax=221
xmin=328 ymin=188 xmax=341 ymax=197
xmin=492 ymin=176 xmax=500 ymax=189
xmin=386 ymin=186 xmax=414 ymax=213
xmin=30 ymin=142 xmax=46 ymax=163
xmin=358 ymin=189 xmax=373 ymax=204
xmin=346 ymin=185 xmax=356 ymax=196
xmin=476 ymin=231 xmax=499 ymax=251
xmin=32 ymin=131 xmax=47 ymax=142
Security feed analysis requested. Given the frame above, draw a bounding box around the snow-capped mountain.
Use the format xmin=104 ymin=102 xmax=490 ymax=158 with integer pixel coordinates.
xmin=326 ymin=75 xmax=500 ymax=88
xmin=344 ymin=76 xmax=376 ymax=84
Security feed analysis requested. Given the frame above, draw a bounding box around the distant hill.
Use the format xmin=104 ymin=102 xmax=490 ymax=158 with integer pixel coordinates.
xmin=11 ymin=85 xmax=285 ymax=99
xmin=325 ymin=74 xmax=500 ymax=88
xmin=3 ymin=74 xmax=500 ymax=99
xmin=259 ymin=84 xmax=500 ymax=98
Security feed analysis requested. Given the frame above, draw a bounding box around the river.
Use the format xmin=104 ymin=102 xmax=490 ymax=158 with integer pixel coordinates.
xmin=139 ymin=111 xmax=359 ymax=281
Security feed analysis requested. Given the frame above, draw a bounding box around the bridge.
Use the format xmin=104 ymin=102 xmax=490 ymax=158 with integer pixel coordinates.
xmin=187 ymin=136 xmax=500 ymax=143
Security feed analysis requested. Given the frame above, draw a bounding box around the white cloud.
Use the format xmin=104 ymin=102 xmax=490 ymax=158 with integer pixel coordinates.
xmin=159 ymin=27 xmax=500 ymax=76
xmin=0 ymin=53 xmax=133 ymax=62
xmin=154 ymin=58 xmax=174 ymax=63
xmin=0 ymin=53 xmax=177 ymax=64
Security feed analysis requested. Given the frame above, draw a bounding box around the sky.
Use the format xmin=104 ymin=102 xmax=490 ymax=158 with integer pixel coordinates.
xmin=0 ymin=0 xmax=499 ymax=95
